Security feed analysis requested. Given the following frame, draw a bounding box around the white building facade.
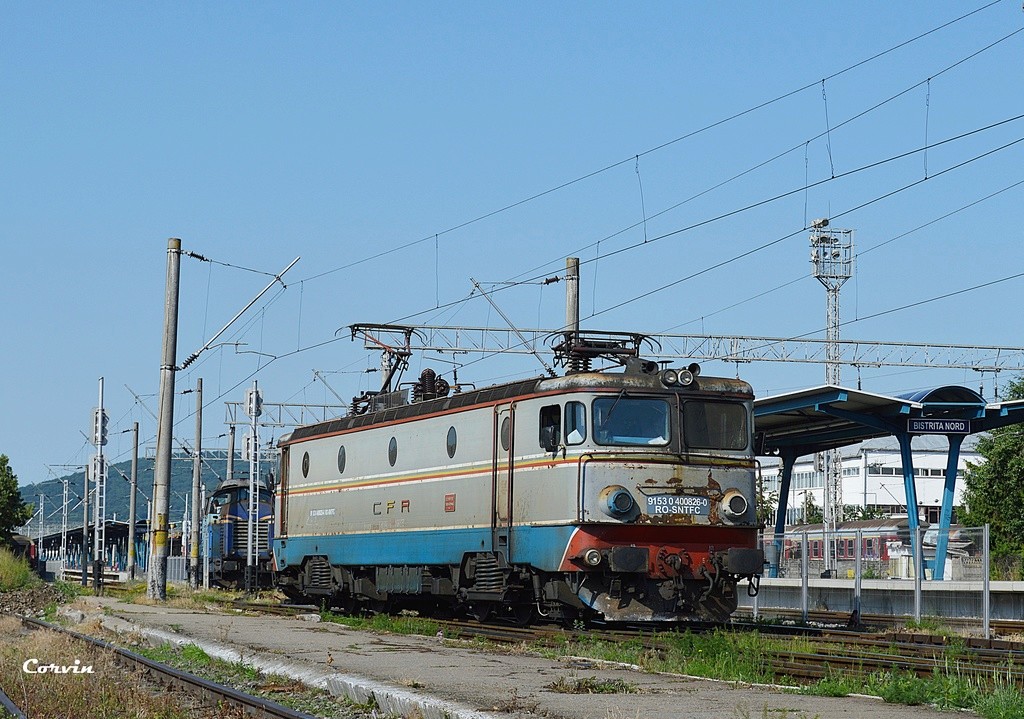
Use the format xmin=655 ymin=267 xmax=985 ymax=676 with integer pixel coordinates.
xmin=762 ymin=434 xmax=983 ymax=526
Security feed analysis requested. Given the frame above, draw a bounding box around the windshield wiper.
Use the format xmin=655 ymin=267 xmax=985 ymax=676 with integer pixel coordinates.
xmin=606 ymin=388 xmax=629 ymax=419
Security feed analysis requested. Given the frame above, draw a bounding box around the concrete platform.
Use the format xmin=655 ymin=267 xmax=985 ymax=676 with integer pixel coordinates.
xmin=79 ymin=596 xmax=956 ymax=719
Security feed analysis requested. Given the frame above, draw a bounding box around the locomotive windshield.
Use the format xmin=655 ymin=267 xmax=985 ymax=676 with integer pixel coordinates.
xmin=592 ymin=396 xmax=670 ymax=446
xmin=682 ymin=401 xmax=749 ymax=450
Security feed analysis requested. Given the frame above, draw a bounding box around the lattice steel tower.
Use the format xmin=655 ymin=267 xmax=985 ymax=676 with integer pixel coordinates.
xmin=810 ymin=219 xmax=854 ymax=552
xmin=810 ymin=219 xmax=854 ymax=384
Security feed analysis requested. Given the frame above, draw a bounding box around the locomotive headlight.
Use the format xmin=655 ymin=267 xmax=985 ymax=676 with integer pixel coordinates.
xmin=677 ymin=369 xmax=695 ymax=386
xmin=581 ymin=548 xmax=603 ymax=567
xmin=721 ymin=490 xmax=749 ymax=520
xmin=599 ymin=485 xmax=635 ymax=518
xmin=661 ymin=368 xmax=679 ymax=386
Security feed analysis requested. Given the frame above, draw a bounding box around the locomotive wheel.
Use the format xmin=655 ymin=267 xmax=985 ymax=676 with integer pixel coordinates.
xmin=509 ymin=603 xmax=536 ymax=626
xmin=332 ymin=592 xmax=357 ymax=615
xmin=469 ymin=602 xmax=495 ymax=622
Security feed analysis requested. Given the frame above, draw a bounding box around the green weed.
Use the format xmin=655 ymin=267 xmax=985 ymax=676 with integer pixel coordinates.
xmin=0 ymin=547 xmax=37 ymax=591
xmin=547 ymin=674 xmax=639 ymax=694
xmin=975 ymin=684 xmax=1024 ymax=719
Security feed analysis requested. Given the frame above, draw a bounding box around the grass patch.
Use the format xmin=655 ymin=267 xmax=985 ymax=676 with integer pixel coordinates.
xmin=0 ymin=547 xmax=37 ymax=591
xmin=539 ymin=627 xmax=791 ymax=685
xmin=136 ymin=641 xmax=370 ymax=718
xmin=548 ymin=674 xmax=639 ymax=694
xmin=0 ymin=618 xmax=198 ymax=718
xmin=975 ymin=684 xmax=1024 ymax=719
xmin=801 ymin=665 xmax=1021 ymax=716
xmin=320 ymin=608 xmax=445 ymax=637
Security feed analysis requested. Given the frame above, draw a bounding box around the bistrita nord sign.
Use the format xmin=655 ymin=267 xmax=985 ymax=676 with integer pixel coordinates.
xmin=907 ymin=418 xmax=970 ymax=434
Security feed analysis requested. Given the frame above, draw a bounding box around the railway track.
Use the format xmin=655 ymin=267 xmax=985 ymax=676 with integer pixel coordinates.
xmin=738 ymin=605 xmax=1024 ymax=641
xmin=229 ymin=599 xmax=1024 ymax=691
xmin=11 ymin=614 xmax=324 ymax=719
xmin=773 ymin=632 xmax=1024 ymax=685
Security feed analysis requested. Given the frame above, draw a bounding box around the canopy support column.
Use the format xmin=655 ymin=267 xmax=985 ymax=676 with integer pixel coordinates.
xmin=896 ymin=431 xmax=921 ymax=562
xmin=770 ymin=451 xmax=798 ymax=578
xmin=931 ymin=433 xmax=964 ymax=581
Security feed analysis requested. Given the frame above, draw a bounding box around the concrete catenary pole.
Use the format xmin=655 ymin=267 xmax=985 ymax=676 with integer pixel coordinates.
xmin=148 ymin=238 xmax=182 ymax=601
xmin=60 ymin=477 xmax=68 ymax=580
xmin=190 ymin=377 xmax=203 ymax=589
xmin=93 ymin=377 xmax=107 ymax=592
xmin=565 ymin=257 xmax=579 ymax=339
xmin=246 ymin=380 xmax=260 ymax=593
xmin=82 ymin=464 xmax=89 ymax=587
xmin=127 ymin=421 xmax=139 ymax=580
xmin=226 ymin=424 xmax=235 ymax=483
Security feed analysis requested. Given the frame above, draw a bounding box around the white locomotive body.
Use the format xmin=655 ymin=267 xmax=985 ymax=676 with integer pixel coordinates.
xmin=273 ymin=363 xmax=763 ymax=622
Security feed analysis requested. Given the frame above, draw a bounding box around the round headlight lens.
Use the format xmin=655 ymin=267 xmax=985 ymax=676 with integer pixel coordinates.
xmin=677 ymin=369 xmax=695 ymax=386
xmin=661 ymin=369 xmax=679 ymax=386
xmin=722 ymin=491 xmax=749 ymax=520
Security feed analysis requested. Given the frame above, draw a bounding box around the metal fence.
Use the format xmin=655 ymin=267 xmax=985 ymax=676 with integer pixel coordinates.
xmin=748 ymin=524 xmax=992 ymax=636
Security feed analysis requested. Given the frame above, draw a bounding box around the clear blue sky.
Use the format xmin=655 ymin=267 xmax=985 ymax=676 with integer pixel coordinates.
xmin=2 ymin=2 xmax=1023 ymax=487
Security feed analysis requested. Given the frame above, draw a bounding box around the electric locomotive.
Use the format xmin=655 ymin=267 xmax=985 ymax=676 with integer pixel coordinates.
xmin=272 ymin=332 xmax=764 ymax=623
xmin=206 ymin=474 xmax=275 ymax=588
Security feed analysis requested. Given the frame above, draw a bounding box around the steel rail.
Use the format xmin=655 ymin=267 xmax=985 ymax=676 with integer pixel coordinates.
xmin=19 ymin=616 xmax=320 ymax=719
xmin=0 ymin=686 xmax=27 ymax=719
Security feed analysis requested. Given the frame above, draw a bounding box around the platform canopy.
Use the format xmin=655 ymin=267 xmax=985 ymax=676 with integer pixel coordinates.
xmin=753 ymin=384 xmax=1024 ymax=580
xmin=754 ymin=384 xmax=1024 ymax=457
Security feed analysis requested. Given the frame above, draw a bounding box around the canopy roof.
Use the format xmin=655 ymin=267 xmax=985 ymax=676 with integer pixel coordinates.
xmin=754 ymin=384 xmax=1024 ymax=457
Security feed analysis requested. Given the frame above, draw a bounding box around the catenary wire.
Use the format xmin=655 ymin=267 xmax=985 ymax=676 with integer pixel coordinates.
xmin=296 ymin=2 xmax=1008 ymax=285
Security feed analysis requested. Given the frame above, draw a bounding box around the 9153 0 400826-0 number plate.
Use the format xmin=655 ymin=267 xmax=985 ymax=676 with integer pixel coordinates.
xmin=646 ymin=494 xmax=710 ymax=516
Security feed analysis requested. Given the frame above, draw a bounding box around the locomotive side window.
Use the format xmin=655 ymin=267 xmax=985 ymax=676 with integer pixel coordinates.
xmin=301 ymin=452 xmax=310 ymax=478
xmin=592 ymin=397 xmax=669 ymax=446
xmin=446 ymin=426 xmax=457 ymax=458
xmin=500 ymin=416 xmax=511 ymax=451
xmin=681 ymin=401 xmax=749 ymax=450
xmin=337 ymin=445 xmax=346 ymax=474
xmin=539 ymin=404 xmax=561 ymax=451
xmin=388 ymin=436 xmax=398 ymax=467
xmin=564 ymin=401 xmax=586 ymax=445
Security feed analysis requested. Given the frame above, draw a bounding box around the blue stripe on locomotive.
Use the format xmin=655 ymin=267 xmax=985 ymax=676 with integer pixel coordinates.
xmin=274 ymin=525 xmax=576 ymax=572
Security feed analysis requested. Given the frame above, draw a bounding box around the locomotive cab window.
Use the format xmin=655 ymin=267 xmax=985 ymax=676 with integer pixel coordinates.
xmin=539 ymin=404 xmax=561 ymax=451
xmin=682 ymin=401 xmax=749 ymax=450
xmin=592 ymin=396 xmax=669 ymax=446
xmin=564 ymin=401 xmax=586 ymax=445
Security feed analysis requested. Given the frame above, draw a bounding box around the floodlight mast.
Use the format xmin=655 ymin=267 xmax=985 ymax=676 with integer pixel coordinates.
xmin=810 ymin=220 xmax=854 ymax=570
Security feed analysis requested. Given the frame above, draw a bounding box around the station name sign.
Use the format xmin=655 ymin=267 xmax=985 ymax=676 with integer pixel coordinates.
xmin=907 ymin=418 xmax=970 ymax=435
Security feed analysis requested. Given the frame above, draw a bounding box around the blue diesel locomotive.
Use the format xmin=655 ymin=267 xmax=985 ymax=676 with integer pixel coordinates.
xmin=207 ymin=475 xmax=275 ymax=588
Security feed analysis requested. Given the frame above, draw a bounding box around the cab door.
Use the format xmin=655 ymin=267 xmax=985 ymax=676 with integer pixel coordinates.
xmin=492 ymin=404 xmax=515 ymax=557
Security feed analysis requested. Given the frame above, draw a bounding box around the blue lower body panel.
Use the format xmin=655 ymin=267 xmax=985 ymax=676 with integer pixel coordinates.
xmin=275 ymin=525 xmax=577 ymax=571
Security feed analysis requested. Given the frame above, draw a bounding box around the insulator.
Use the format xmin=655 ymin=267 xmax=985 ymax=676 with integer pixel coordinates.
xmin=414 ymin=368 xmax=437 ymax=402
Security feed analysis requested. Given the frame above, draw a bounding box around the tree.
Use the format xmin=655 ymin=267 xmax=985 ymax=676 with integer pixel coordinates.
xmin=756 ymin=472 xmax=779 ymax=527
xmin=959 ymin=376 xmax=1024 ymax=562
xmin=0 ymin=455 xmax=33 ymax=548
xmin=843 ymin=504 xmax=886 ymax=521
xmin=799 ymin=493 xmax=824 ymax=525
